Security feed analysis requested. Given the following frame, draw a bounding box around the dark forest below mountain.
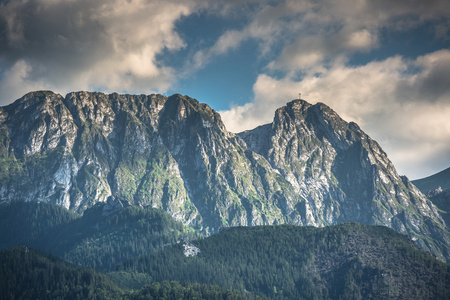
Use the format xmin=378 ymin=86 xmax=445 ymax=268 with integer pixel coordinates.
xmin=1 ymin=201 xmax=449 ymax=299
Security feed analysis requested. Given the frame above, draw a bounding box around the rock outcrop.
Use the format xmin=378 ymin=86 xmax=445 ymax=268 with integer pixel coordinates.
xmin=0 ymin=91 xmax=448 ymax=261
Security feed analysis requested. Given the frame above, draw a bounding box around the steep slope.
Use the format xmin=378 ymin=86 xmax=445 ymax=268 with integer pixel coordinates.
xmin=0 ymin=91 xmax=449 ymax=261
xmin=117 ymin=224 xmax=450 ymax=300
xmin=0 ymin=246 xmax=256 ymax=300
xmin=0 ymin=246 xmax=124 ymax=300
xmin=0 ymin=91 xmax=298 ymax=233
xmin=0 ymin=200 xmax=198 ymax=270
xmin=426 ymin=188 xmax=450 ymax=231
xmin=239 ymin=99 xmax=450 ymax=261
xmin=154 ymin=94 xmax=300 ymax=232
xmin=412 ymin=166 xmax=450 ymax=194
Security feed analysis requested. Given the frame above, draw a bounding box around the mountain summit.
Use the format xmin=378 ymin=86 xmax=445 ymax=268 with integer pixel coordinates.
xmin=0 ymin=91 xmax=448 ymax=261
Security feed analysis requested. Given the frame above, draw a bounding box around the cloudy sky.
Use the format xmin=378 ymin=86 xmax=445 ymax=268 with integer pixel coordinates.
xmin=0 ymin=0 xmax=449 ymax=179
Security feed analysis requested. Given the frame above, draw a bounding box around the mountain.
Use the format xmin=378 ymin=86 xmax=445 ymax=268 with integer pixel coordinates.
xmin=238 ymin=100 xmax=450 ymax=261
xmin=411 ymin=167 xmax=450 ymax=231
xmin=426 ymin=189 xmax=450 ymax=231
xmin=0 ymin=200 xmax=198 ymax=270
xmin=116 ymin=224 xmax=450 ymax=300
xmin=412 ymin=166 xmax=450 ymax=194
xmin=0 ymin=91 xmax=449 ymax=261
xmin=0 ymin=91 xmax=296 ymax=233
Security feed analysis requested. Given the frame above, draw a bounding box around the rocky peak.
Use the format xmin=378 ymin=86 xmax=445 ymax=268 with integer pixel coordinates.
xmin=279 ymin=99 xmax=311 ymax=120
xmin=0 ymin=91 xmax=449 ymax=262
xmin=239 ymin=98 xmax=449 ymax=261
xmin=4 ymin=91 xmax=75 ymax=157
xmin=63 ymin=91 xmax=115 ymax=129
xmin=4 ymin=91 xmax=61 ymax=114
xmin=160 ymin=94 xmax=226 ymax=132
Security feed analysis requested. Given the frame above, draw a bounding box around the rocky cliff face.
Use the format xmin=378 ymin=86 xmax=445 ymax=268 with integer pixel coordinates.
xmin=0 ymin=91 xmax=449 ymax=261
xmin=239 ymin=100 xmax=449 ymax=260
xmin=0 ymin=91 xmax=300 ymax=233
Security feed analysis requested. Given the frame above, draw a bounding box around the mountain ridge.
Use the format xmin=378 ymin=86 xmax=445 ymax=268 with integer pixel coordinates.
xmin=238 ymin=99 xmax=449 ymax=259
xmin=0 ymin=90 xmax=449 ymax=261
xmin=412 ymin=166 xmax=450 ymax=194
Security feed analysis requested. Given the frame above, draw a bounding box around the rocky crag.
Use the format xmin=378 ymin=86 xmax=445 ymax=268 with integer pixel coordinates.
xmin=0 ymin=91 xmax=448 ymax=261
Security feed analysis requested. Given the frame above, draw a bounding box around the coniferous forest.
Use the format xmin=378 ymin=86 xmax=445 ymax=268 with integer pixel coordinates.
xmin=0 ymin=201 xmax=200 ymax=269
xmin=1 ymin=201 xmax=449 ymax=299
xmin=116 ymin=224 xmax=450 ymax=299
xmin=0 ymin=246 xmax=257 ymax=300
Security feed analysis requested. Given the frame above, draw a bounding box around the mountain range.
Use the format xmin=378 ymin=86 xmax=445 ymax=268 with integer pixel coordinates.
xmin=0 ymin=90 xmax=449 ymax=262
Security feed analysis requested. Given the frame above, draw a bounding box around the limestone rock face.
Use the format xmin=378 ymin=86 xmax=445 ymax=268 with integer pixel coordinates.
xmin=0 ymin=91 xmax=448 ymax=261
xmin=0 ymin=91 xmax=298 ymax=233
xmin=239 ymin=100 xmax=449 ymax=261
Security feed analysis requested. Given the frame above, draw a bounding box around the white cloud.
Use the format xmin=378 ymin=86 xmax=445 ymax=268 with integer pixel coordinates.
xmin=346 ymin=29 xmax=378 ymax=50
xmin=1 ymin=0 xmax=449 ymax=179
xmin=192 ymin=0 xmax=450 ymax=75
xmin=220 ymin=50 xmax=450 ymax=179
xmin=0 ymin=60 xmax=44 ymax=104
xmin=0 ymin=0 xmax=202 ymax=103
xmin=214 ymin=0 xmax=450 ymax=179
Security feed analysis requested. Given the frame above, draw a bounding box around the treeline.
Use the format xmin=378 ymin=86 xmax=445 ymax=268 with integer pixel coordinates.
xmin=0 ymin=201 xmax=199 ymax=269
xmin=0 ymin=247 xmax=257 ymax=300
xmin=117 ymin=224 xmax=450 ymax=299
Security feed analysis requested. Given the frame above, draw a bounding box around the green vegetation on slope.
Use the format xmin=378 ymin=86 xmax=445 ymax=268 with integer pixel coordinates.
xmin=427 ymin=190 xmax=450 ymax=230
xmin=412 ymin=166 xmax=450 ymax=193
xmin=117 ymin=224 xmax=450 ymax=300
xmin=0 ymin=247 xmax=256 ymax=300
xmin=0 ymin=201 xmax=79 ymax=249
xmin=0 ymin=201 xmax=199 ymax=270
xmin=1 ymin=201 xmax=449 ymax=299
xmin=130 ymin=281 xmax=264 ymax=300
xmin=0 ymin=246 xmax=124 ymax=300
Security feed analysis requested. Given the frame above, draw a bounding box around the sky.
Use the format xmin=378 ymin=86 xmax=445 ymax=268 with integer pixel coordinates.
xmin=0 ymin=0 xmax=449 ymax=180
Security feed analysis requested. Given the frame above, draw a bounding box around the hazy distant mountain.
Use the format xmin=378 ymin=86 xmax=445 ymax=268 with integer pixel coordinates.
xmin=411 ymin=167 xmax=450 ymax=231
xmin=0 ymin=91 xmax=449 ymax=261
xmin=412 ymin=166 xmax=450 ymax=194
xmin=426 ymin=189 xmax=450 ymax=231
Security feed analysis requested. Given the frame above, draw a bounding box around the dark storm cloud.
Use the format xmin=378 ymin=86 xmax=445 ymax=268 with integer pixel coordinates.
xmin=0 ymin=1 xmax=112 ymax=79
xmin=415 ymin=53 xmax=450 ymax=102
xmin=392 ymin=50 xmax=450 ymax=104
